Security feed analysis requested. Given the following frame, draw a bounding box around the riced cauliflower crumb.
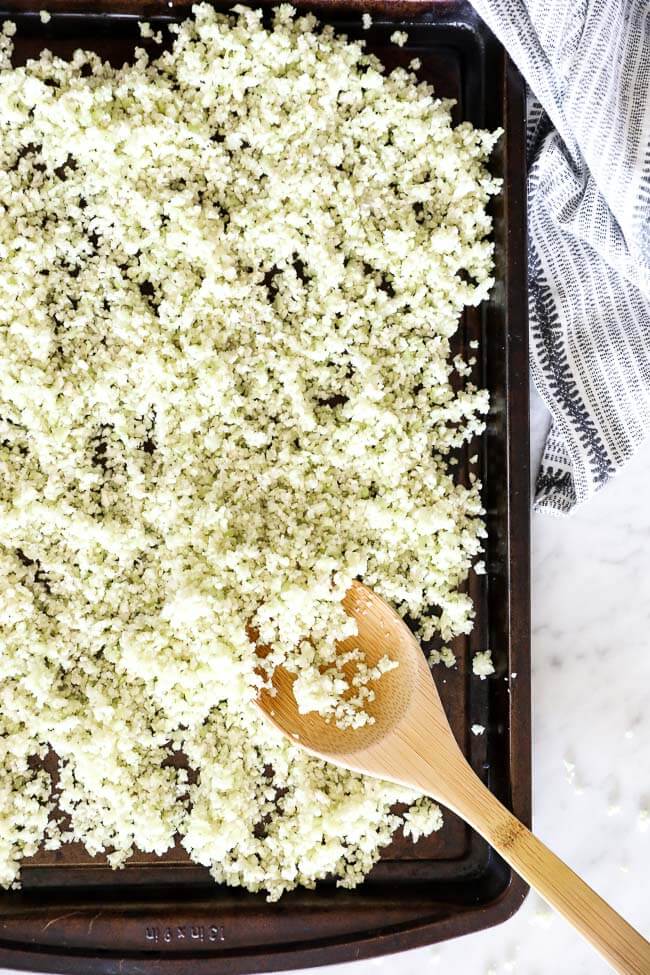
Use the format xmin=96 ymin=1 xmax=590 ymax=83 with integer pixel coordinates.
xmin=428 ymin=645 xmax=456 ymax=669
xmin=471 ymin=724 xmax=485 ymax=736
xmin=362 ymin=13 xmax=372 ymax=29
xmin=138 ymin=21 xmax=163 ymax=43
xmin=472 ymin=650 xmax=495 ymax=679
xmin=390 ymin=30 xmax=408 ymax=46
xmin=409 ymin=57 xmax=421 ymax=71
xmin=0 ymin=2 xmax=499 ymax=898
xmin=402 ymin=797 xmax=443 ymax=841
xmin=38 ymin=10 xmax=51 ymax=23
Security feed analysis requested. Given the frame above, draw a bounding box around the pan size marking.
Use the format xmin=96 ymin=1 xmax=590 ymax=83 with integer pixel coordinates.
xmin=145 ymin=924 xmax=225 ymax=944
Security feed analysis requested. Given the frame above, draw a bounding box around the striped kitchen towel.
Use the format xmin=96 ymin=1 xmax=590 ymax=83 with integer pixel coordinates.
xmin=470 ymin=0 xmax=650 ymax=513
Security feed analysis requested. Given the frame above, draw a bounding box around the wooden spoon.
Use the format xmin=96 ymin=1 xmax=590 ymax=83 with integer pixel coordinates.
xmin=257 ymin=581 xmax=650 ymax=975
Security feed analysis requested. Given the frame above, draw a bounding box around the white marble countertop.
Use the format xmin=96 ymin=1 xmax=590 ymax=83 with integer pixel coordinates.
xmin=287 ymin=385 xmax=650 ymax=975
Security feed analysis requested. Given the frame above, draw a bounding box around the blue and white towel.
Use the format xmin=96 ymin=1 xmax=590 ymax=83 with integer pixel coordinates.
xmin=470 ymin=0 xmax=650 ymax=513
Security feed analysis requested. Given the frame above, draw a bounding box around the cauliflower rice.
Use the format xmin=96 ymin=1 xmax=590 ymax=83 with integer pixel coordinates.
xmin=0 ymin=3 xmax=499 ymax=897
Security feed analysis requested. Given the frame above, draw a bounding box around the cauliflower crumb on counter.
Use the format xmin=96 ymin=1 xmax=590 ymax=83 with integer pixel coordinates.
xmin=472 ymin=651 xmax=495 ymax=679
xmin=0 ymin=3 xmax=500 ymax=898
xmin=471 ymin=723 xmax=486 ymax=736
xmin=390 ymin=30 xmax=408 ymax=46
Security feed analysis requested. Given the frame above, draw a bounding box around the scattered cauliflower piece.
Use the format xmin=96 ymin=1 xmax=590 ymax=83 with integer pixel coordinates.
xmin=428 ymin=646 xmax=457 ymax=669
xmin=402 ymin=797 xmax=444 ymax=841
xmin=472 ymin=650 xmax=495 ymax=679
xmin=138 ymin=20 xmax=163 ymax=43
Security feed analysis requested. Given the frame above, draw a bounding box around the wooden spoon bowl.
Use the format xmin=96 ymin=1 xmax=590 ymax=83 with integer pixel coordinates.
xmin=257 ymin=581 xmax=650 ymax=975
xmin=258 ymin=583 xmax=421 ymax=758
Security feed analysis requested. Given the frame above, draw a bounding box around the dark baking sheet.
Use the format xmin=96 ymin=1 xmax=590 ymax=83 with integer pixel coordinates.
xmin=0 ymin=1 xmax=530 ymax=971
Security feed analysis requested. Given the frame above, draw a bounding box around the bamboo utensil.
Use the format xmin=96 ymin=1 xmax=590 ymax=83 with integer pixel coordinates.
xmin=257 ymin=581 xmax=650 ymax=975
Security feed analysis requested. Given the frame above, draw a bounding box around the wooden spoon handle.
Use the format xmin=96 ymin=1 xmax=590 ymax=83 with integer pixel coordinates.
xmin=446 ymin=776 xmax=650 ymax=975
